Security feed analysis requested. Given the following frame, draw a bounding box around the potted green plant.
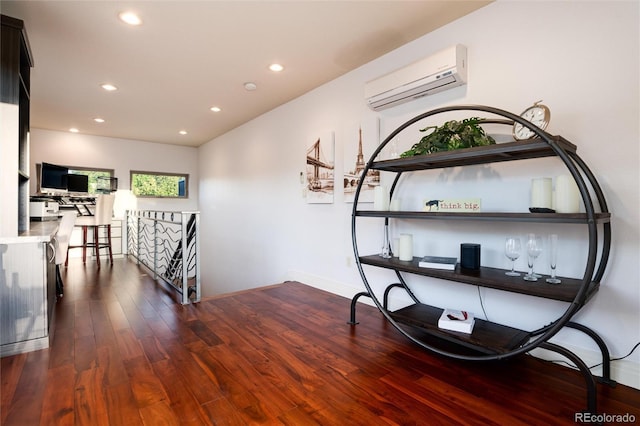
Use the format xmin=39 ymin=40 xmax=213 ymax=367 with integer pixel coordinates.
xmin=400 ymin=118 xmax=495 ymax=157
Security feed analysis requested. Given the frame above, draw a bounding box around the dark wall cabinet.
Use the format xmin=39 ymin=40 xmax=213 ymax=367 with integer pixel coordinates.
xmin=1 ymin=14 xmax=33 ymax=235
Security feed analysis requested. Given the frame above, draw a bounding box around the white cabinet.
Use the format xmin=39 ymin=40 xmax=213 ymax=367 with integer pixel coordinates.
xmin=0 ymin=222 xmax=57 ymax=357
xmin=110 ymin=219 xmax=124 ymax=256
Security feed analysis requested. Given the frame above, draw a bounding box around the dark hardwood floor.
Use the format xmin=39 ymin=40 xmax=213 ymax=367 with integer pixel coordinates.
xmin=1 ymin=258 xmax=638 ymax=425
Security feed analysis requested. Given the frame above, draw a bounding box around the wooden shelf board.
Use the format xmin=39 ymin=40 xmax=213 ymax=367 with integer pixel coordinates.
xmin=359 ymin=255 xmax=599 ymax=303
xmin=355 ymin=210 xmax=610 ymax=224
xmin=389 ymin=303 xmax=531 ymax=354
xmin=371 ymin=137 xmax=577 ymax=172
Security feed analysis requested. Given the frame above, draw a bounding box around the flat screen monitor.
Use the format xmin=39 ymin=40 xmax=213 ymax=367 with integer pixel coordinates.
xmin=64 ymin=173 xmax=89 ymax=193
xmin=40 ymin=162 xmax=69 ymax=193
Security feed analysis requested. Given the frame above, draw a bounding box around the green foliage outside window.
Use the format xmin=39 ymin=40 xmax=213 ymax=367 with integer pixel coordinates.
xmin=131 ymin=171 xmax=188 ymax=198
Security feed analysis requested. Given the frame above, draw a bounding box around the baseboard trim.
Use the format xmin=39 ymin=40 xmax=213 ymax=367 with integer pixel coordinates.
xmin=286 ymin=269 xmax=639 ymax=390
xmin=286 ymin=270 xmax=367 ymax=302
xmin=1 ymin=336 xmax=49 ymax=357
xmin=529 ymin=345 xmax=639 ymax=390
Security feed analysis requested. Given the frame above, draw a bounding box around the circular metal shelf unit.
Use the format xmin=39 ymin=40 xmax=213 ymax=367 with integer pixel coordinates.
xmin=350 ymin=105 xmax=611 ymax=361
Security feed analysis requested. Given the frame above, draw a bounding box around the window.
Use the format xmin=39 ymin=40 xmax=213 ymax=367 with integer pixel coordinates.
xmin=67 ymin=167 xmax=114 ymax=194
xmin=130 ymin=170 xmax=188 ymax=198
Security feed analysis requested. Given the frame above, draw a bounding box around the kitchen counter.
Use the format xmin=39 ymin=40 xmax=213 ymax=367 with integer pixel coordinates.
xmin=0 ymin=220 xmax=59 ymax=244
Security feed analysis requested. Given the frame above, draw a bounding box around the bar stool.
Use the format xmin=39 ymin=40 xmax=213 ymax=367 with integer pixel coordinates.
xmin=67 ymin=194 xmax=116 ymax=267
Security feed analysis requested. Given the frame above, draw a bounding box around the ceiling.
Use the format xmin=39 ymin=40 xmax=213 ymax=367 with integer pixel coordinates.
xmin=1 ymin=1 xmax=491 ymax=147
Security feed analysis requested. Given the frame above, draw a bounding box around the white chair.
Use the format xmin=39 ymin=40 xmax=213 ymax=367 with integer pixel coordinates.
xmin=54 ymin=211 xmax=77 ymax=297
xmin=68 ymin=194 xmax=116 ymax=267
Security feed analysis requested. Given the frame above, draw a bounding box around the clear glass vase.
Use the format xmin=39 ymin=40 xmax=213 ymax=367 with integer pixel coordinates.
xmin=380 ymin=224 xmax=391 ymax=258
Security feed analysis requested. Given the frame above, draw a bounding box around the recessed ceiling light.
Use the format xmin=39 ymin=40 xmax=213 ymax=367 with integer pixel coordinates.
xmin=101 ymin=83 xmax=118 ymax=91
xmin=119 ymin=11 xmax=142 ymax=26
xmin=269 ymin=63 xmax=284 ymax=72
xmin=210 ymin=106 xmax=221 ymax=112
xmin=94 ymin=118 xmax=105 ymax=123
xmin=179 ymin=130 xmax=187 ymax=135
xmin=69 ymin=128 xmax=79 ymax=133
xmin=244 ymin=82 xmax=257 ymax=91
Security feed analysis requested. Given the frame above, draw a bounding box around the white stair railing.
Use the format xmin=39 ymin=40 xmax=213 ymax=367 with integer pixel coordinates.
xmin=126 ymin=210 xmax=200 ymax=304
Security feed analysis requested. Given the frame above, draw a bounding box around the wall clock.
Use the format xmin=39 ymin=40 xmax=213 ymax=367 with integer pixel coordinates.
xmin=513 ymin=101 xmax=550 ymax=140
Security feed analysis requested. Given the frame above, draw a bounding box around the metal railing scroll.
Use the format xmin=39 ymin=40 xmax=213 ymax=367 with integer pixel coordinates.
xmin=126 ymin=210 xmax=200 ymax=304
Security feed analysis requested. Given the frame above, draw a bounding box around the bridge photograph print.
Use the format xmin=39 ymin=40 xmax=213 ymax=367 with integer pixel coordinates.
xmin=305 ymin=130 xmax=335 ymax=204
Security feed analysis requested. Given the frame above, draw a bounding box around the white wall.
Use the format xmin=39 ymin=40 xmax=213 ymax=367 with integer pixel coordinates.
xmin=198 ymin=1 xmax=639 ymax=388
xmin=0 ymin=104 xmax=19 ymax=237
xmin=30 ymin=128 xmax=199 ymax=212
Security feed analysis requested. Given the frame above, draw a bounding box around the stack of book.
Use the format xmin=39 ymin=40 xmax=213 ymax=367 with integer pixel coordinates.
xmin=438 ymin=309 xmax=475 ymax=334
xmin=418 ymin=256 xmax=457 ymax=270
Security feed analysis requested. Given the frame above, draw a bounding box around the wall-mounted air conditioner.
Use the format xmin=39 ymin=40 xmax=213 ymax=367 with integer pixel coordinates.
xmin=364 ymin=44 xmax=467 ymax=111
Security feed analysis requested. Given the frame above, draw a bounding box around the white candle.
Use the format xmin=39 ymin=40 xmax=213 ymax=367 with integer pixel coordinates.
xmin=555 ymin=175 xmax=580 ymax=213
xmin=530 ymin=178 xmax=552 ymax=209
xmin=373 ymin=186 xmax=389 ymax=211
xmin=398 ymin=233 xmax=413 ymax=261
xmin=392 ymin=238 xmax=400 ymax=257
xmin=390 ymin=198 xmax=401 ymax=211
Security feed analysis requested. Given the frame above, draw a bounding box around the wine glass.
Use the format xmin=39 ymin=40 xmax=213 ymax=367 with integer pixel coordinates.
xmin=524 ymin=233 xmax=543 ymax=281
xmin=546 ymin=234 xmax=562 ymax=284
xmin=504 ymin=237 xmax=521 ymax=276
